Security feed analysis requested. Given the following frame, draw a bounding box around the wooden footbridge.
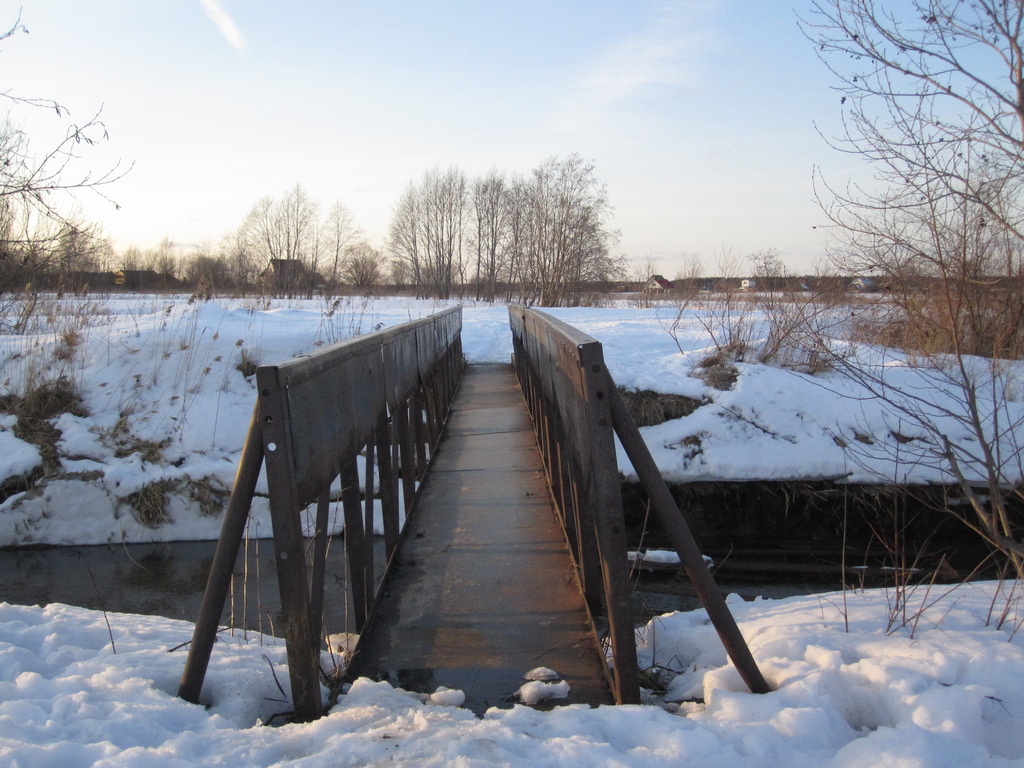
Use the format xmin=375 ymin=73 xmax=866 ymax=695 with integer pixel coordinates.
xmin=178 ymin=307 xmax=768 ymax=721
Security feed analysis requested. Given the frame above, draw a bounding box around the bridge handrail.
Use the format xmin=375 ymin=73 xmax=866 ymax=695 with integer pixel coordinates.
xmin=508 ymin=306 xmax=641 ymax=704
xmin=179 ymin=306 xmax=464 ymax=722
xmin=508 ymin=306 xmax=770 ymax=702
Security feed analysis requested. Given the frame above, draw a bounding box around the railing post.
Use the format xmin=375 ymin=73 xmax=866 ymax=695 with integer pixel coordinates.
xmin=578 ymin=344 xmax=641 ymax=705
xmin=309 ymin=488 xmax=331 ymax=654
xmin=377 ymin=412 xmax=400 ymax=560
xmin=257 ymin=365 xmax=322 ymax=722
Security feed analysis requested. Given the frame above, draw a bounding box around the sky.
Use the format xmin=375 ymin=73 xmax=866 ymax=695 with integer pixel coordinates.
xmin=3 ymin=0 xmax=857 ymax=276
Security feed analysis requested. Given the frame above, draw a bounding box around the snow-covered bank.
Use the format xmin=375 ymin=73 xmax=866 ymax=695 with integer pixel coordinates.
xmin=0 ymin=298 xmax=508 ymax=547
xmin=2 ymin=583 xmax=1024 ymax=766
xmin=3 ymin=295 xmax=1019 ymax=548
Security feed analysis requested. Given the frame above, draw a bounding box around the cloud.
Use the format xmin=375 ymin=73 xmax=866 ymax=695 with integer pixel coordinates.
xmin=199 ymin=0 xmax=247 ymax=52
xmin=552 ymin=0 xmax=721 ymax=130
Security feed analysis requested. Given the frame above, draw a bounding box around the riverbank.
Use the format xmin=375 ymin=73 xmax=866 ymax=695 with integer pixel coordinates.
xmin=4 ymin=296 xmax=1021 ymax=549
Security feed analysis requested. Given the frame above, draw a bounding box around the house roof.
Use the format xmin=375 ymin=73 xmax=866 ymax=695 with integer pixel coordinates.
xmin=648 ymin=275 xmax=674 ymax=289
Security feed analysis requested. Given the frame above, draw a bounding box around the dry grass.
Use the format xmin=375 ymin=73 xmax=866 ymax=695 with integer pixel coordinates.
xmin=126 ymin=479 xmax=174 ymax=528
xmin=692 ymin=356 xmax=740 ymax=391
xmin=617 ymin=387 xmax=707 ymax=427
xmin=109 ymin=411 xmax=168 ymax=464
xmin=186 ymin=477 xmax=227 ymax=517
xmin=125 ymin=477 xmax=226 ymax=527
xmin=236 ymin=343 xmax=258 ymax=378
xmin=114 ymin=437 xmax=167 ymax=464
xmin=0 ymin=379 xmax=87 ymax=474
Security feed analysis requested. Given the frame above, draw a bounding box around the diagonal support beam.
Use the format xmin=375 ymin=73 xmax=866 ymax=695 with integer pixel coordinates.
xmin=607 ymin=385 xmax=772 ymax=695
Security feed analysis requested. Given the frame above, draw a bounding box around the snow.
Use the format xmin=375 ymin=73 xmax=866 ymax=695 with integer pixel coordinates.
xmin=2 ymin=294 xmax=1024 ymax=764
xmin=2 ymin=584 xmax=1024 ymax=766
xmin=525 ymin=666 xmax=561 ymax=682
xmin=0 ymin=414 xmax=41 ymax=486
xmin=516 ymin=679 xmax=572 ymax=705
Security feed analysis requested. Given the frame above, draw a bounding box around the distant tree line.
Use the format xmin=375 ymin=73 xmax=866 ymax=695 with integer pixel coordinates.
xmin=3 ymin=149 xmax=623 ymax=304
xmin=390 ymin=154 xmax=623 ymax=305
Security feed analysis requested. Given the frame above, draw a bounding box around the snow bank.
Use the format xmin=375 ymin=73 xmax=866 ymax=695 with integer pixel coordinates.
xmin=2 ymin=583 xmax=1023 ymax=766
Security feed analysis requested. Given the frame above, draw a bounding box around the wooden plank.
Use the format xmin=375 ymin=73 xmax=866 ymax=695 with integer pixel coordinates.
xmin=346 ymin=365 xmax=613 ymax=714
xmin=308 ymin=488 xmax=331 ymax=653
xmin=177 ymin=405 xmax=265 ymax=705
xmin=341 ymin=457 xmax=368 ymax=631
xmin=280 ymin=344 xmax=383 ymax=507
xmin=382 ymin=327 xmax=419 ymax=411
xmin=376 ymin=413 xmax=400 ymax=560
xmin=397 ymin=401 xmax=417 ymax=513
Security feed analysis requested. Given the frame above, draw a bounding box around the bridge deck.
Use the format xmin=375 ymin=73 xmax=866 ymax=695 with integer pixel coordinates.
xmin=346 ymin=363 xmax=613 ymax=713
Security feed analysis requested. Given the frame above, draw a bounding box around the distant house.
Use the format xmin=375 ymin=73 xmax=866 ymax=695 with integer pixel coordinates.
xmin=645 ymin=274 xmax=674 ymax=292
xmin=849 ymin=276 xmax=879 ymax=292
xmin=740 ymin=278 xmax=757 ymax=291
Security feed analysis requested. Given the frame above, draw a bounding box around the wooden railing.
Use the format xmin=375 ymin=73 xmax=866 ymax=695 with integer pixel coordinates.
xmin=509 ymin=306 xmax=769 ymax=703
xmin=178 ymin=307 xmax=463 ymax=722
xmin=509 ymin=306 xmax=641 ymax=703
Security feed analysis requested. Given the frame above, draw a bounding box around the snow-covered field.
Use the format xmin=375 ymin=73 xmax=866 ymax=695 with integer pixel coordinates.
xmin=3 ymin=294 xmax=1019 ymax=548
xmin=2 ymin=294 xmax=1024 ymax=765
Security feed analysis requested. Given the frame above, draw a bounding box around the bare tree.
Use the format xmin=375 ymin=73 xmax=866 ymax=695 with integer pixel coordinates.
xmin=502 ymin=175 xmax=531 ymax=303
xmin=321 ymin=201 xmax=362 ymax=290
xmin=632 ymin=256 xmax=661 ymax=308
xmin=386 ymin=167 xmax=467 ymax=299
xmin=387 ymin=182 xmax=425 ymax=296
xmin=183 ymin=243 xmax=234 ymax=296
xmin=804 ymin=0 xmax=1024 ymax=356
xmin=517 ymin=154 xmax=621 ymax=306
xmin=239 ymin=184 xmax=321 ymax=297
xmin=221 ymin=228 xmax=258 ymax=294
xmin=340 ymin=241 xmax=384 ymax=290
xmin=148 ymin=237 xmax=177 ymax=278
xmin=119 ymin=246 xmax=144 ymax=272
xmin=420 ymin=166 xmax=467 ymax=299
xmin=469 ymin=169 xmax=510 ymax=301
xmin=0 ymin=14 xmax=125 ymax=298
xmin=804 ymin=1 xmax=1024 ymax=576
xmin=55 ymin=220 xmax=109 ymax=281
xmin=0 ymin=209 xmax=109 ymax=291
xmin=388 ymin=156 xmax=619 ymax=304
xmin=388 ymin=255 xmax=411 ymax=291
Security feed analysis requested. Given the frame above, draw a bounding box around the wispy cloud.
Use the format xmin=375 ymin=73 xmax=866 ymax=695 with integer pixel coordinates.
xmin=199 ymin=0 xmax=246 ymax=52
xmin=552 ymin=0 xmax=721 ymax=130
